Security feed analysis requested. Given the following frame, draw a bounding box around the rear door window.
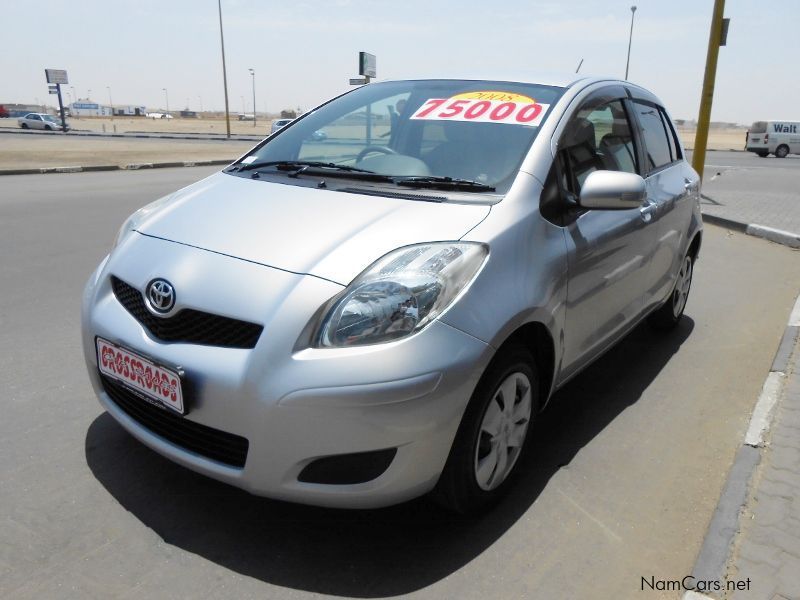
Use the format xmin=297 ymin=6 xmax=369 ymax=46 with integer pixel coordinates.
xmin=633 ymin=101 xmax=674 ymax=172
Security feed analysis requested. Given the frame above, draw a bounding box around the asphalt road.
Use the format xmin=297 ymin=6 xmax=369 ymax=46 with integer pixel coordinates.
xmin=2 ymin=168 xmax=800 ymax=599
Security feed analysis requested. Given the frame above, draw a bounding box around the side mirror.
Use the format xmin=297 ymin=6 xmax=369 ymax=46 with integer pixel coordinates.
xmin=579 ymin=170 xmax=646 ymax=210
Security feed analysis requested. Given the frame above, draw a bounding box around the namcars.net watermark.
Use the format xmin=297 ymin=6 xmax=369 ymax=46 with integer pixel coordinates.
xmin=641 ymin=575 xmax=751 ymax=593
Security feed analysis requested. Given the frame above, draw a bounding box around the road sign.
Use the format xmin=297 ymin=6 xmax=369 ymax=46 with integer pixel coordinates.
xmin=358 ymin=52 xmax=376 ymax=78
xmin=45 ymin=69 xmax=69 ymax=84
xmin=349 ymin=77 xmax=368 ymax=86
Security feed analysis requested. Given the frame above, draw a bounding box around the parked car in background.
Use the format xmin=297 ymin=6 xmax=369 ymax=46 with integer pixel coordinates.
xmin=0 ymin=105 xmax=9 ymax=118
xmin=269 ymin=117 xmax=326 ymax=141
xmin=18 ymin=113 xmax=68 ymax=131
xmin=746 ymin=120 xmax=800 ymax=158
xmin=270 ymin=118 xmax=293 ymax=134
xmin=83 ymin=74 xmax=701 ymax=513
xmin=238 ymin=113 xmax=256 ymax=121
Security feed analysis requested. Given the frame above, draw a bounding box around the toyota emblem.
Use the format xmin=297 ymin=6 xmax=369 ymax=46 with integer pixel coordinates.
xmin=146 ymin=278 xmax=176 ymax=314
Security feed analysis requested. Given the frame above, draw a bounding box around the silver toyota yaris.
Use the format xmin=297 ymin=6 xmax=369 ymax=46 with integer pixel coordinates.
xmin=82 ymin=74 xmax=701 ymax=513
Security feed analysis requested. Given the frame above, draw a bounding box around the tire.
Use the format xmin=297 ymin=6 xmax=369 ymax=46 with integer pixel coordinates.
xmin=756 ymin=151 xmax=768 ymax=158
xmin=435 ymin=344 xmax=539 ymax=514
xmin=20 ymin=123 xmax=28 ymax=129
xmin=649 ymin=252 xmax=694 ymax=330
xmin=775 ymin=145 xmax=790 ymax=158
xmin=44 ymin=125 xmax=52 ymax=131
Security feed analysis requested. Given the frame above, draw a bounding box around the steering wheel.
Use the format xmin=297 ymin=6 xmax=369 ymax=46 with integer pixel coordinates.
xmin=356 ymin=146 xmax=398 ymax=162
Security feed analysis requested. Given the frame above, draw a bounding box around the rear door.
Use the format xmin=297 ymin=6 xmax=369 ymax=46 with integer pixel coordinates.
xmin=629 ymin=99 xmax=697 ymax=311
xmin=746 ymin=121 xmax=769 ymax=153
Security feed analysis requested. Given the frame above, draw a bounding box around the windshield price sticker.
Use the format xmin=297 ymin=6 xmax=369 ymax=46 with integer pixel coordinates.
xmin=411 ymin=91 xmax=549 ymax=127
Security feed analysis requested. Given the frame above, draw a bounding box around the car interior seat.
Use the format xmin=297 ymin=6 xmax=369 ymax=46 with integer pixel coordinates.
xmin=599 ymin=119 xmax=637 ymax=173
xmin=561 ymin=117 xmax=603 ymax=192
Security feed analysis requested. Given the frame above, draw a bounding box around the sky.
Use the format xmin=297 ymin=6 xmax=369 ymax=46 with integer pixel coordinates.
xmin=2 ymin=0 xmax=797 ymax=125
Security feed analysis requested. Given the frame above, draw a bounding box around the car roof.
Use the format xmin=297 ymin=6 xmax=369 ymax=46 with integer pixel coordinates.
xmin=379 ymin=71 xmax=619 ymax=89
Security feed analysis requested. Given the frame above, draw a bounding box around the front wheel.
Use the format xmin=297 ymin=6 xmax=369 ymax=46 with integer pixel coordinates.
xmin=775 ymin=145 xmax=790 ymax=158
xmin=435 ymin=344 xmax=539 ymax=513
xmin=649 ymin=253 xmax=693 ymax=330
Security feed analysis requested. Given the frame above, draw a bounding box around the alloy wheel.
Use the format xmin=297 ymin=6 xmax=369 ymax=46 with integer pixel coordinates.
xmin=672 ymin=256 xmax=693 ymax=318
xmin=474 ymin=371 xmax=532 ymax=491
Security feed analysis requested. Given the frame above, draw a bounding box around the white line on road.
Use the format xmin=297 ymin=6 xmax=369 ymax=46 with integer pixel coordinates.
xmin=556 ymin=489 xmax=622 ymax=543
xmin=744 ymin=372 xmax=785 ymax=447
xmin=790 ymin=294 xmax=800 ymax=327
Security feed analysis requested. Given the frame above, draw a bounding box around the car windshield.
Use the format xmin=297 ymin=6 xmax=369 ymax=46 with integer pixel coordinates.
xmin=235 ymin=79 xmax=564 ymax=194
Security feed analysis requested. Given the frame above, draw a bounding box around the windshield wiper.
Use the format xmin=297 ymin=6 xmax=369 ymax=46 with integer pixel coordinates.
xmin=234 ymin=160 xmax=379 ymax=175
xmin=395 ymin=176 xmax=496 ymax=192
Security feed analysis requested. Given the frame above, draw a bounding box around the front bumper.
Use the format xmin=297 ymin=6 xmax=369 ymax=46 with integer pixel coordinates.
xmin=82 ymin=234 xmax=492 ymax=508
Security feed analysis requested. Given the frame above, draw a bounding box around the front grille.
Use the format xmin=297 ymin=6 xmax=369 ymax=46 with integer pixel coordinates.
xmin=111 ymin=276 xmax=263 ymax=349
xmin=101 ymin=374 xmax=249 ymax=468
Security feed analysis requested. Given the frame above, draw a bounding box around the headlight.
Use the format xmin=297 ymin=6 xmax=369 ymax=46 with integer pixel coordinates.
xmin=112 ymin=193 xmax=174 ymax=249
xmin=317 ymin=242 xmax=488 ymax=348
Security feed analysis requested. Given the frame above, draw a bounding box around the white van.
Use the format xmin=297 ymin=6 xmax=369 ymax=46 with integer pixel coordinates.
xmin=746 ymin=121 xmax=800 ymax=158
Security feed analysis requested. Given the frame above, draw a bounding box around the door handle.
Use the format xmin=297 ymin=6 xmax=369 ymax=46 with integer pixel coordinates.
xmin=640 ymin=202 xmax=658 ymax=223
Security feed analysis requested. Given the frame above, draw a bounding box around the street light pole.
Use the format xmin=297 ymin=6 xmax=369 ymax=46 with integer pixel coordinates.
xmin=249 ymin=68 xmax=256 ymax=127
xmin=218 ymin=0 xmax=231 ymax=138
xmin=163 ymin=88 xmax=169 ymax=116
xmin=107 ymin=86 xmax=114 ymax=120
xmin=625 ymin=6 xmax=637 ymax=80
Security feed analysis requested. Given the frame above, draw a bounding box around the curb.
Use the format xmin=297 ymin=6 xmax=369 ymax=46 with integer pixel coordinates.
xmin=701 ymin=213 xmax=800 ymax=249
xmin=0 ymin=159 xmax=232 ymax=176
xmin=689 ymin=294 xmax=800 ymax=588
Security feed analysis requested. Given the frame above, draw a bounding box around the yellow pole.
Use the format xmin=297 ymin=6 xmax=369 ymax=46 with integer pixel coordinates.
xmin=692 ymin=0 xmax=726 ymax=180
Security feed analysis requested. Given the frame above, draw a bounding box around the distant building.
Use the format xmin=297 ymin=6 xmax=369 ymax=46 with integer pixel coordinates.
xmin=1 ymin=103 xmax=44 ymax=117
xmin=70 ymin=101 xmax=112 ymax=117
xmin=114 ymin=105 xmax=147 ymax=116
xmin=180 ymin=110 xmax=197 ymax=118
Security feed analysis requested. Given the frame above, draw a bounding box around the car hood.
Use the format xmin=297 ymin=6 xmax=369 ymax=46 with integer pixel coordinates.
xmin=136 ymin=172 xmax=491 ymax=285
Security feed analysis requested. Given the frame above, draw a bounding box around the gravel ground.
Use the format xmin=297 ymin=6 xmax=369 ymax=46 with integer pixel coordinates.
xmin=0 ymin=119 xmax=747 ymax=170
xmin=0 ymin=116 xmax=274 ymax=137
xmin=0 ymin=135 xmax=256 ymax=169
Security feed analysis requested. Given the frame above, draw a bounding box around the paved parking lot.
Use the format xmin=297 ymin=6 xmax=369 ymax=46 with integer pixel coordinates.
xmin=689 ymin=150 xmax=800 ymax=235
xmin=2 ymin=168 xmax=800 ymax=599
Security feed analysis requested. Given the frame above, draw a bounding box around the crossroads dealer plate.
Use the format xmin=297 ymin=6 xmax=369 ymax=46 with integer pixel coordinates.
xmin=96 ymin=337 xmax=185 ymax=415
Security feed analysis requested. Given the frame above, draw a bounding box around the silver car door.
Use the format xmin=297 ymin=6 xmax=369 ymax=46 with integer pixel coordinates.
xmin=557 ymin=96 xmax=659 ymax=379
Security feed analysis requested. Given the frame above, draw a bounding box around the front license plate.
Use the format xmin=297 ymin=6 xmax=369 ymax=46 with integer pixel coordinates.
xmin=96 ymin=337 xmax=185 ymax=414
